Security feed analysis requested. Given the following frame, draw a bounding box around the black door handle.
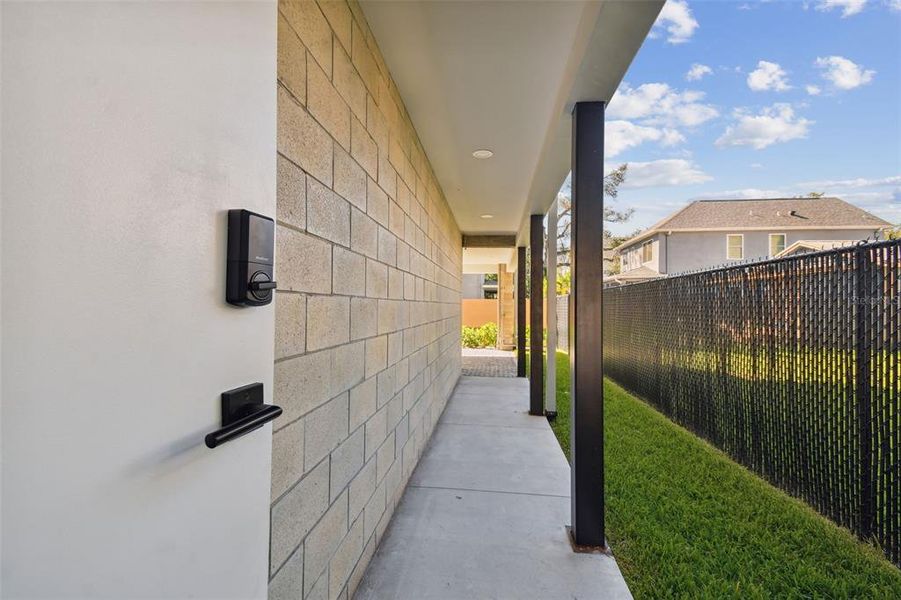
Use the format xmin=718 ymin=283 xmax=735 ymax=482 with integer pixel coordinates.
xmin=205 ymin=383 xmax=282 ymax=449
xmin=205 ymin=404 xmax=282 ymax=449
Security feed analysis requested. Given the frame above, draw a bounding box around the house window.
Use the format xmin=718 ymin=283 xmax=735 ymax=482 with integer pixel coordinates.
xmin=642 ymin=241 xmax=653 ymax=263
xmin=727 ymin=234 xmax=744 ymax=260
xmin=769 ymin=233 xmax=786 ymax=256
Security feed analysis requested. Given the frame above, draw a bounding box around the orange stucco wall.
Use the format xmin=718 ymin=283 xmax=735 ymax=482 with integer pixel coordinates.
xmin=462 ymin=298 xmax=547 ymax=328
xmin=462 ymin=299 xmax=497 ymax=327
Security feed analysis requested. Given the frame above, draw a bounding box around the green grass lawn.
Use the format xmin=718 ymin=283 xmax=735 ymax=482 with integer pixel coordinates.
xmin=543 ymin=350 xmax=901 ymax=598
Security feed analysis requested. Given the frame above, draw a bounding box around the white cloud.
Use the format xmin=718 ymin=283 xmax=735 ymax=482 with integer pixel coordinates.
xmin=715 ymin=104 xmax=813 ymax=149
xmin=606 ymin=82 xmax=717 ymax=157
xmin=815 ymin=177 xmax=901 ymax=223
xmin=815 ymin=55 xmax=875 ymax=90
xmin=608 ymin=83 xmax=719 ymax=127
xmin=605 ymin=121 xmax=684 ymax=157
xmin=805 ymin=84 xmax=822 ymax=95
xmin=890 ymin=0 xmax=901 ymax=12
xmin=686 ymin=63 xmax=713 ymax=81
xmin=844 ymin=193 xmax=901 ymax=224
xmin=660 ymin=129 xmax=686 ymax=146
xmin=618 ymin=159 xmax=712 ymax=188
xmin=605 ymin=83 xmax=719 ymax=156
xmin=747 ymin=61 xmax=791 ymax=91
xmin=816 ymin=0 xmax=867 ymax=17
xmin=650 ymin=0 xmax=699 ymax=44
xmin=795 ymin=175 xmax=901 ymax=188
xmin=695 ymin=188 xmax=788 ymax=200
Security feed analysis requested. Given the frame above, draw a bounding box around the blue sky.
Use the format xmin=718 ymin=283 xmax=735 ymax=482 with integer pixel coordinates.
xmin=598 ymin=0 xmax=901 ymax=236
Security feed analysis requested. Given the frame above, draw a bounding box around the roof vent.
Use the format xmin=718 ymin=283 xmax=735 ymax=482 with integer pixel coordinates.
xmin=790 ymin=210 xmax=798 ymax=217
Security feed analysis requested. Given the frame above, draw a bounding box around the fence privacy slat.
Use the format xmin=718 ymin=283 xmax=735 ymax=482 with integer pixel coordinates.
xmin=603 ymin=239 xmax=900 ymax=567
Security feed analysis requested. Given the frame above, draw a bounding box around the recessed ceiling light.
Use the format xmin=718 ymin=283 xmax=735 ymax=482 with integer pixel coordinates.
xmin=480 ymin=214 xmax=494 ymax=219
xmin=472 ymin=149 xmax=494 ymax=159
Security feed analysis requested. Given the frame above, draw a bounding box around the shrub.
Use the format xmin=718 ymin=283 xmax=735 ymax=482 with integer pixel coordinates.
xmin=461 ymin=322 xmax=498 ymax=348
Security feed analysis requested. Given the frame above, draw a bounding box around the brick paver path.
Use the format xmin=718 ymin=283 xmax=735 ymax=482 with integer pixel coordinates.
xmin=461 ymin=348 xmax=517 ymax=377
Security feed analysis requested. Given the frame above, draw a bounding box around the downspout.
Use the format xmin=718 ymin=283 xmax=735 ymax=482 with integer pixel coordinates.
xmin=664 ymin=231 xmax=670 ymax=274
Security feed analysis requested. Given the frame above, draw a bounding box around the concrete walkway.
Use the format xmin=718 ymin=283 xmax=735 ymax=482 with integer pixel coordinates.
xmin=354 ymin=376 xmax=632 ymax=600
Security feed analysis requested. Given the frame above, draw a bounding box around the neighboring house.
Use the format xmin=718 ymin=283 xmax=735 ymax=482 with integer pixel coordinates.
xmin=462 ymin=273 xmax=498 ymax=299
xmin=462 ymin=273 xmax=485 ymax=299
xmin=615 ymin=198 xmax=890 ymax=278
xmin=776 ymin=239 xmax=856 ymax=257
xmin=605 ymin=265 xmax=661 ymax=286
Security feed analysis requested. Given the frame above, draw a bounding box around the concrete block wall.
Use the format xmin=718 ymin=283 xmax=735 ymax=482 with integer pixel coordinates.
xmin=271 ymin=1 xmax=462 ymax=598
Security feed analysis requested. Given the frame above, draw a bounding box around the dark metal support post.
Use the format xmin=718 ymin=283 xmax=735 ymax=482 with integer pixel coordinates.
xmin=516 ymin=246 xmax=527 ymax=377
xmin=570 ymin=101 xmax=606 ymax=548
xmin=529 ymin=215 xmax=545 ymax=415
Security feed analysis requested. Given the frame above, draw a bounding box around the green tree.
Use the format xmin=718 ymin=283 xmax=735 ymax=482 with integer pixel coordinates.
xmin=555 ymin=271 xmax=571 ymax=295
xmin=555 ymin=163 xmax=632 ymax=269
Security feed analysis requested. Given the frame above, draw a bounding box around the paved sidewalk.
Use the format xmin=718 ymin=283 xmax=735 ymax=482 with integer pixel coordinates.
xmin=354 ymin=376 xmax=632 ymax=600
xmin=461 ymin=348 xmax=517 ymax=377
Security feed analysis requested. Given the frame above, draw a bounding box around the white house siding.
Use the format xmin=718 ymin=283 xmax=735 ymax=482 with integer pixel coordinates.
xmin=662 ymin=229 xmax=878 ymax=273
xmin=621 ymin=234 xmax=664 ymax=273
xmin=621 ymin=228 xmax=880 ymax=276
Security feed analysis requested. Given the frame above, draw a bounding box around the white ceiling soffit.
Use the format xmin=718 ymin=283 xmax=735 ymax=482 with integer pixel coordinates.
xmin=462 ymin=247 xmax=516 ymax=274
xmin=360 ymin=0 xmax=664 ymax=248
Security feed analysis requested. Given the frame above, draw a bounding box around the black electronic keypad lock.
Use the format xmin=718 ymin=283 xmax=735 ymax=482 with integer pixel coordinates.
xmin=226 ymin=209 xmax=277 ymax=306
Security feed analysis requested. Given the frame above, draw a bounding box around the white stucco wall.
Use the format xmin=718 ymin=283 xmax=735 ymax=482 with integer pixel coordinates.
xmin=1 ymin=2 xmax=277 ymax=597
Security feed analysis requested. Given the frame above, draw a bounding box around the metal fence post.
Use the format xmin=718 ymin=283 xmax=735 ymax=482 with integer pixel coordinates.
xmin=855 ymin=245 xmax=874 ymax=540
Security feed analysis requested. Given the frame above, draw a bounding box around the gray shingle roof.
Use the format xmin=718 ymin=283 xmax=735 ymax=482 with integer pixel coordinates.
xmin=621 ymin=197 xmax=891 ymax=250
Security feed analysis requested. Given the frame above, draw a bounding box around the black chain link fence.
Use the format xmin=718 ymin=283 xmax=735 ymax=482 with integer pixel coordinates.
xmin=603 ymin=239 xmax=900 ymax=567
